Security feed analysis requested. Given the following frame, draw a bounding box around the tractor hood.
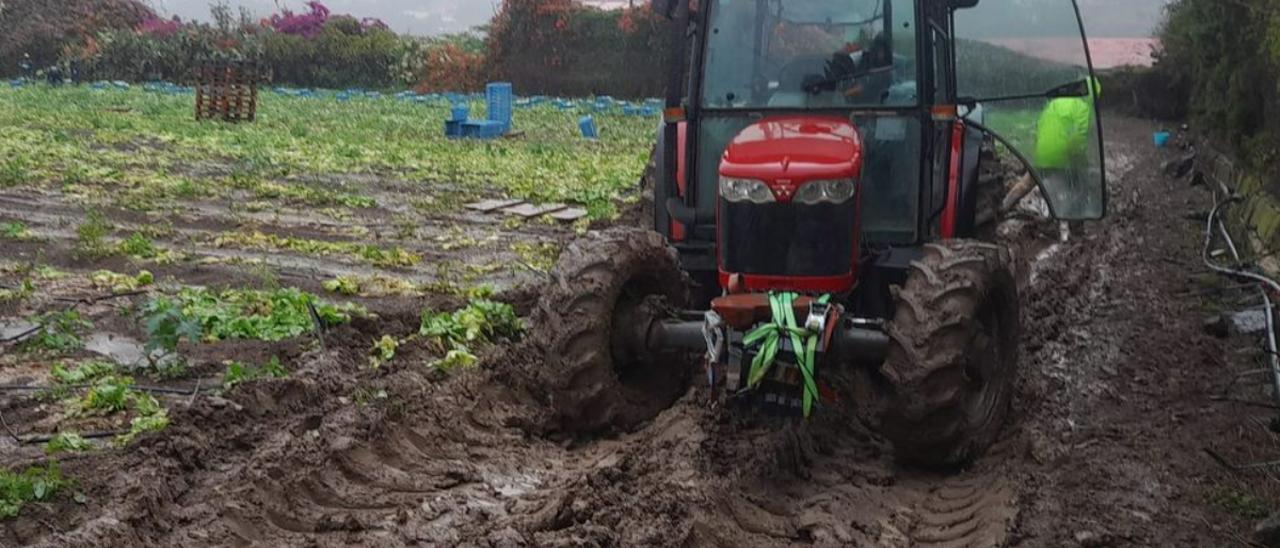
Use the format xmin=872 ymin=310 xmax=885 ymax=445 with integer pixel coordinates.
xmin=719 ymin=116 xmax=863 ymax=201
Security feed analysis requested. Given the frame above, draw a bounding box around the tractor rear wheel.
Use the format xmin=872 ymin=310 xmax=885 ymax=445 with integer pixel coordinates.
xmin=531 ymin=227 xmax=691 ymax=434
xmin=873 ymin=240 xmax=1020 ymax=467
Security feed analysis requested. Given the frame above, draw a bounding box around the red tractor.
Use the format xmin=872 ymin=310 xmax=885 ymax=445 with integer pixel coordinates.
xmin=532 ymin=0 xmax=1107 ymax=466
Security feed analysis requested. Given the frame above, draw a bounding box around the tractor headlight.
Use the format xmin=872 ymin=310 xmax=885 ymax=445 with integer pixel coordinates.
xmin=719 ymin=177 xmax=775 ymax=204
xmin=794 ymin=179 xmax=856 ymax=205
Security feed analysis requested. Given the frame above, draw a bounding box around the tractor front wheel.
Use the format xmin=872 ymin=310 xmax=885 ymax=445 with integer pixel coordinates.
xmin=530 ymin=228 xmax=691 ymax=434
xmin=872 ymin=240 xmax=1020 ymax=467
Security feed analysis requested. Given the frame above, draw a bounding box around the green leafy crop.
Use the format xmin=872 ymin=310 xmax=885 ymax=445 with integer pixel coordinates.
xmin=74 ymin=210 xmax=114 ymax=259
xmin=143 ymin=287 xmax=364 ymax=344
xmin=78 ymin=376 xmax=136 ymax=414
xmin=115 ymin=412 xmax=170 ymax=446
xmin=419 ymin=298 xmax=522 ymax=371
xmin=90 ymin=270 xmax=154 ymax=293
xmin=51 ymin=361 xmax=118 ymax=385
xmin=22 ymin=310 xmax=93 ymax=354
xmin=45 ymin=433 xmax=93 ymax=455
xmin=222 ymin=357 xmax=288 ymax=389
xmin=368 ymin=335 xmax=399 ymax=368
xmin=1 ymin=221 xmax=32 ymax=240
xmin=0 ymin=463 xmax=68 ymax=519
xmin=0 ymin=86 xmax=655 ymax=222
xmin=0 ymin=280 xmax=34 ymax=303
xmin=118 ymin=233 xmax=158 ymax=259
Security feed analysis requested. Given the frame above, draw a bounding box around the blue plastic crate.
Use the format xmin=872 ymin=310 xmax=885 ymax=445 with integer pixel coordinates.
xmin=462 ymin=120 xmax=507 ymax=139
xmin=450 ymin=104 xmax=469 ymax=122
xmin=579 ymin=116 xmax=599 ymax=139
xmin=445 ymin=120 xmax=465 ymax=139
xmin=486 ymin=82 xmax=513 ymax=131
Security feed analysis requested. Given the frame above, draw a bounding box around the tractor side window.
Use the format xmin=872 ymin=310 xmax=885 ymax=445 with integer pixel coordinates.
xmin=701 ymin=0 xmax=919 ymax=110
xmin=952 ymin=0 xmax=1105 ymax=220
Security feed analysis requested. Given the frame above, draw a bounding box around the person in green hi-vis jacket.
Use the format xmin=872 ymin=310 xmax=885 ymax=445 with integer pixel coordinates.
xmin=1001 ymin=76 xmax=1102 ymax=237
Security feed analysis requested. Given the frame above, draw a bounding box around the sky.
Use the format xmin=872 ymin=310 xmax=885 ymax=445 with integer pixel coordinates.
xmin=148 ymin=0 xmax=1172 ymax=38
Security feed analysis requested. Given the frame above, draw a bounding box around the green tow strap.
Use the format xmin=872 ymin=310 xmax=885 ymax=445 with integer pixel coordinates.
xmin=742 ymin=292 xmax=829 ymax=417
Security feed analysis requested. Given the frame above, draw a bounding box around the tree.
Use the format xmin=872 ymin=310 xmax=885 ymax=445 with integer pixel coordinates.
xmin=0 ymin=0 xmax=153 ymax=75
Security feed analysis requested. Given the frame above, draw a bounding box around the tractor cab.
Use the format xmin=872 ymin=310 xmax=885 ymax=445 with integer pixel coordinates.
xmin=528 ymin=0 xmax=1109 ymax=469
xmin=652 ymin=0 xmax=1106 ymax=303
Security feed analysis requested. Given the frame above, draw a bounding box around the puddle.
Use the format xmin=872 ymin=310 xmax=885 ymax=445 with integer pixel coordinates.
xmin=0 ymin=320 xmax=37 ymax=340
xmin=1225 ymin=308 xmax=1270 ymax=335
xmin=487 ymin=472 xmax=542 ymax=498
xmin=84 ymin=332 xmax=148 ymax=366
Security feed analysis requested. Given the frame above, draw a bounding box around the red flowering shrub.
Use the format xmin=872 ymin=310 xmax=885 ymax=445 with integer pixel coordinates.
xmin=412 ymin=41 xmax=486 ymax=93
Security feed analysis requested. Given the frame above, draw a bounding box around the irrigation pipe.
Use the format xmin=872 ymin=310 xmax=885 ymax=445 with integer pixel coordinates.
xmin=1204 ymin=187 xmax=1280 ymax=407
xmin=0 ymin=383 xmax=209 ymax=396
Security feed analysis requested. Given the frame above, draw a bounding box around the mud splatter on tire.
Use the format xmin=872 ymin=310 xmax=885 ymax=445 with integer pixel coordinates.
xmin=524 ymin=227 xmax=693 ymax=434
xmin=875 ymin=240 xmax=1020 ymax=467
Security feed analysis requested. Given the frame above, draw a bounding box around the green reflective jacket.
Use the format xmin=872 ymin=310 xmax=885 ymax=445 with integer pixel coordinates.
xmin=1033 ymin=78 xmax=1101 ymax=169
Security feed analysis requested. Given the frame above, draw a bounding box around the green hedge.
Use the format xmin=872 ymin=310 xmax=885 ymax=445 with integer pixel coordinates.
xmin=260 ymin=23 xmax=401 ymax=89
xmin=1157 ymin=0 xmax=1280 ymax=175
xmin=74 ymin=18 xmax=403 ymax=89
xmin=0 ymin=0 xmax=153 ymax=76
xmin=485 ymin=1 xmax=673 ymax=98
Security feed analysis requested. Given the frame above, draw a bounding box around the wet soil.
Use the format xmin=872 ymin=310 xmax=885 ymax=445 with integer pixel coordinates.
xmin=2 ymin=116 xmax=1276 ymax=546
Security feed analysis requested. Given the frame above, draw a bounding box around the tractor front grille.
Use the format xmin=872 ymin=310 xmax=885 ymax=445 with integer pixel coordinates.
xmin=718 ymin=200 xmax=857 ymax=277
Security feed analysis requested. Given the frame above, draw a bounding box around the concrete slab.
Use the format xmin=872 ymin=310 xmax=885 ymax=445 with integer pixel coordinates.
xmin=549 ymin=208 xmax=589 ymax=222
xmin=502 ymin=203 xmax=569 ymax=218
xmin=466 ymin=199 xmax=525 ymax=213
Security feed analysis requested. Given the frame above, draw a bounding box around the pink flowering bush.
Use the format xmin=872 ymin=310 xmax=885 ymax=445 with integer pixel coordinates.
xmin=137 ymin=16 xmax=183 ymax=38
xmin=268 ymin=1 xmax=331 ymax=38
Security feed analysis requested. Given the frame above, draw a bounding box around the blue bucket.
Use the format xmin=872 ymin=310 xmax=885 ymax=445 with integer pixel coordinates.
xmin=1153 ymin=131 xmax=1171 ymax=148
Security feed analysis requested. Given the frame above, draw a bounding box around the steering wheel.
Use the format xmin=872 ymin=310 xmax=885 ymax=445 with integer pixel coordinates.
xmin=775 ymin=55 xmax=837 ymax=93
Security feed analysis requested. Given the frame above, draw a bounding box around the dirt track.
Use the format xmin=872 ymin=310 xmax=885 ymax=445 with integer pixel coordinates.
xmin=4 ymin=116 xmax=1277 ymax=546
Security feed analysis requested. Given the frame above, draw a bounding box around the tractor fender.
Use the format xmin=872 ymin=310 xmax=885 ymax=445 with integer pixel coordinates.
xmin=954 ymin=124 xmax=988 ymax=236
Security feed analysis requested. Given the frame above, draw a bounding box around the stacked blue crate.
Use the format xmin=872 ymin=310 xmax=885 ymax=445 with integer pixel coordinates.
xmin=452 ymin=82 xmax=513 ymax=140
xmin=486 ymin=82 xmax=513 ymax=131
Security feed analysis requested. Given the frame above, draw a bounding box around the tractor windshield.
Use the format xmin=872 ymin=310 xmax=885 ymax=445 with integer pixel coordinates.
xmin=702 ymin=0 xmax=916 ymax=109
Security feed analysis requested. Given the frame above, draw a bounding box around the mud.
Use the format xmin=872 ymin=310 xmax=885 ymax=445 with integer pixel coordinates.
xmin=2 ymin=116 xmax=1276 ymax=546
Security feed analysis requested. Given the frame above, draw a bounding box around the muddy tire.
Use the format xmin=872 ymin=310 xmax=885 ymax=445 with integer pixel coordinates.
xmin=531 ymin=227 xmax=690 ymax=433
xmin=874 ymin=240 xmax=1020 ymax=467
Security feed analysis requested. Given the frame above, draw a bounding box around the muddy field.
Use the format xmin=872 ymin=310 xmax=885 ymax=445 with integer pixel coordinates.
xmin=3 ymin=99 xmax=1279 ymax=546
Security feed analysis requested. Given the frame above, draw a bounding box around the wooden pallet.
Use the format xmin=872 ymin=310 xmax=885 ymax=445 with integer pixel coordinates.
xmin=195 ymin=61 xmax=262 ymax=122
